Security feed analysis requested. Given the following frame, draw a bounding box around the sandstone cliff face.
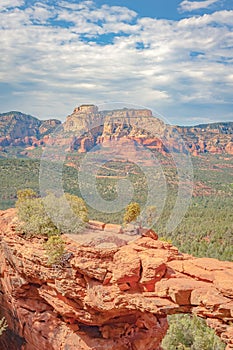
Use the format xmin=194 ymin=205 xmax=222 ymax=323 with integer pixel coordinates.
xmin=177 ymin=123 xmax=233 ymax=156
xmin=39 ymin=119 xmax=62 ymax=137
xmin=59 ymin=105 xmax=167 ymax=155
xmin=99 ymin=108 xmax=155 ymax=141
xmin=62 ymin=107 xmax=233 ymax=155
xmin=0 ymin=111 xmax=61 ymax=148
xmin=0 ymin=209 xmax=232 ymax=350
xmin=1 ymin=107 xmax=232 ymax=156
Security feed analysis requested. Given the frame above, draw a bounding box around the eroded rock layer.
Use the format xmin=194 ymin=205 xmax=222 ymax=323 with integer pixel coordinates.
xmin=1 ymin=106 xmax=233 ymax=156
xmin=0 ymin=209 xmax=232 ymax=349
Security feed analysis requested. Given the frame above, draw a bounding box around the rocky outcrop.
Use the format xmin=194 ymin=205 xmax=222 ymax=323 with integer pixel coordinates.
xmin=63 ymin=105 xmax=164 ymax=153
xmin=0 ymin=209 xmax=232 ymax=350
xmin=177 ymin=122 xmax=233 ymax=156
xmin=1 ymin=106 xmax=233 ymax=156
xmin=0 ymin=111 xmax=61 ymax=148
xmin=62 ymin=106 xmax=233 ymax=155
xmin=61 ymin=105 xmax=190 ymax=156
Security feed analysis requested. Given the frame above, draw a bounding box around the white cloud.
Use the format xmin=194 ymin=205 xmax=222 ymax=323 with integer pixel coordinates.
xmin=179 ymin=0 xmax=220 ymax=12
xmin=0 ymin=1 xmax=232 ymax=124
xmin=0 ymin=0 xmax=24 ymax=11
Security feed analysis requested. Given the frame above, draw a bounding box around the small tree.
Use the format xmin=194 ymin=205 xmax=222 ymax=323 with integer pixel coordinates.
xmin=123 ymin=202 xmax=141 ymax=225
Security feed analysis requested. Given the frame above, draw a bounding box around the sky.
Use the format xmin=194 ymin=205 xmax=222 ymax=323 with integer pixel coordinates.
xmin=0 ymin=0 xmax=233 ymax=125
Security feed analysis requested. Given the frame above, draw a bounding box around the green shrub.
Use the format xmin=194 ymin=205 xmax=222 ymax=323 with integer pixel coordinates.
xmin=45 ymin=235 xmax=65 ymax=266
xmin=16 ymin=188 xmax=37 ymax=201
xmin=43 ymin=192 xmax=88 ymax=234
xmin=162 ymin=314 xmax=225 ymax=350
xmin=16 ymin=194 xmax=59 ymax=236
xmin=159 ymin=236 xmax=172 ymax=244
xmin=16 ymin=189 xmax=88 ymax=236
xmin=123 ymin=202 xmax=141 ymax=225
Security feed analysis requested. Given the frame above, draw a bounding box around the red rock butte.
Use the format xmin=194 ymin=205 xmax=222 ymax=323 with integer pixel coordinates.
xmin=1 ymin=107 xmax=233 ymax=156
xmin=73 ymin=104 xmax=99 ymax=114
xmin=0 ymin=208 xmax=232 ymax=350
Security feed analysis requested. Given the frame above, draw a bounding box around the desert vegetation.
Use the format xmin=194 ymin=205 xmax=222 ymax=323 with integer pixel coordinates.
xmin=0 ymin=154 xmax=231 ymax=349
xmin=16 ymin=189 xmax=88 ymax=237
xmin=123 ymin=202 xmax=141 ymax=225
xmin=15 ymin=189 xmax=88 ymax=266
xmin=1 ymin=155 xmax=231 ymax=261
xmin=44 ymin=235 xmax=65 ymax=266
xmin=162 ymin=314 xmax=225 ymax=350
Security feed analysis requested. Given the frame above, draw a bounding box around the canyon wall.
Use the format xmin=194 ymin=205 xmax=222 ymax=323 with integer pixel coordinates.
xmin=0 ymin=112 xmax=61 ymax=149
xmin=0 ymin=209 xmax=232 ymax=349
xmin=1 ymin=106 xmax=233 ymax=156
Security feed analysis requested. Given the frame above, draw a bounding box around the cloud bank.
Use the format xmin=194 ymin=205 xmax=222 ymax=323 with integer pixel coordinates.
xmin=0 ymin=0 xmax=232 ymax=124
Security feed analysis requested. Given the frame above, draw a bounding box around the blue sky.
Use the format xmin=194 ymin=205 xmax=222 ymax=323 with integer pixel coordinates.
xmin=0 ymin=0 xmax=233 ymax=125
xmin=95 ymin=0 xmax=233 ymax=20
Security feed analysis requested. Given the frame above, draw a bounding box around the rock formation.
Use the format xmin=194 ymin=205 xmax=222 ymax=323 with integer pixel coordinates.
xmin=0 ymin=111 xmax=61 ymax=149
xmin=176 ymin=122 xmax=233 ymax=156
xmin=1 ymin=106 xmax=232 ymax=156
xmin=0 ymin=209 xmax=232 ymax=350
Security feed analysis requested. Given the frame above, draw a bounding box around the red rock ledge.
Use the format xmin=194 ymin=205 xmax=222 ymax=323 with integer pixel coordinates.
xmin=0 ymin=209 xmax=232 ymax=350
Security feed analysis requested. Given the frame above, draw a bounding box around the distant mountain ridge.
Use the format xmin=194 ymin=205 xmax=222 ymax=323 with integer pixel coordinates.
xmin=0 ymin=111 xmax=61 ymax=148
xmin=0 ymin=106 xmax=232 ymax=156
xmin=187 ymin=121 xmax=233 ymax=131
xmin=176 ymin=122 xmax=233 ymax=155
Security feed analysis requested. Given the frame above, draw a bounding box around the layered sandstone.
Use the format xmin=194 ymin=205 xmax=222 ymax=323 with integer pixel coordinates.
xmin=177 ymin=123 xmax=233 ymax=156
xmin=0 ymin=111 xmax=61 ymax=148
xmin=0 ymin=209 xmax=232 ymax=350
xmin=1 ymin=107 xmax=232 ymax=156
